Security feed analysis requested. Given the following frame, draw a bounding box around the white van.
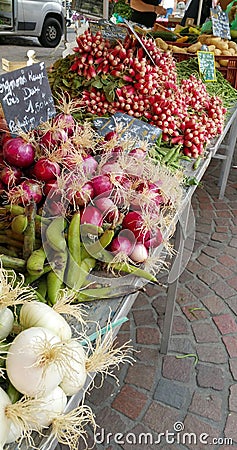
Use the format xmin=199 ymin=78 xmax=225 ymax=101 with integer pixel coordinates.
xmin=0 ymin=0 xmax=65 ymax=47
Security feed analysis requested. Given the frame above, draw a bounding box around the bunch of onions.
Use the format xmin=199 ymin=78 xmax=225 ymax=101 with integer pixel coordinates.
xmin=0 ymin=266 xmax=35 ymax=340
xmin=0 ymin=386 xmax=96 ymax=450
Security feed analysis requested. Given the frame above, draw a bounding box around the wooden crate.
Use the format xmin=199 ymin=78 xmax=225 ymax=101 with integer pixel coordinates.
xmin=2 ymin=58 xmax=27 ymax=72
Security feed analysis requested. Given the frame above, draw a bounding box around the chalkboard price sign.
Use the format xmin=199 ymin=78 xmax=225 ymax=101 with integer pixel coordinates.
xmin=211 ymin=6 xmax=231 ymax=40
xmin=0 ymin=62 xmax=56 ymax=134
xmin=94 ymin=112 xmax=162 ymax=143
xmin=89 ymin=19 xmax=128 ymax=43
xmin=197 ymin=51 xmax=216 ymax=82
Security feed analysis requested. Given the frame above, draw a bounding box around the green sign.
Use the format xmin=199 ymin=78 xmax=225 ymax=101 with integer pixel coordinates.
xmin=197 ymin=51 xmax=216 ymax=82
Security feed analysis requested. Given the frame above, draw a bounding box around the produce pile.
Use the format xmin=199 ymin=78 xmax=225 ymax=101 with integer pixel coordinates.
xmin=0 ymin=115 xmax=183 ymax=305
xmin=49 ymin=29 xmax=229 ymax=159
xmin=164 ymin=34 xmax=237 ymax=67
xmin=0 ymin=264 xmax=134 ymax=449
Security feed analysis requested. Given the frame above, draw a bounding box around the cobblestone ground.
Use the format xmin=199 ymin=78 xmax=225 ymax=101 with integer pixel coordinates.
xmin=55 ymin=156 xmax=237 ymax=450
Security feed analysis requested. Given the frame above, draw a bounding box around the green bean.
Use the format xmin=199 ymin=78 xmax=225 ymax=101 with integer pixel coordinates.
xmin=68 ymin=212 xmax=81 ymax=265
xmin=46 ymin=217 xmax=67 ymax=252
xmin=66 ymin=257 xmax=96 ymax=291
xmin=0 ymin=235 xmax=23 ymax=249
xmin=80 ymin=223 xmax=104 ymax=236
xmin=47 ymin=249 xmax=68 ymax=305
xmin=0 ymin=255 xmax=26 ymax=271
xmin=24 ymin=264 xmax=52 ymax=285
xmin=84 ymin=229 xmax=114 ymax=259
xmin=111 ymin=262 xmax=160 ymax=284
xmin=26 ymin=247 xmax=46 ymax=276
xmin=23 ymin=203 xmax=36 ymax=260
xmin=193 ymin=155 xmax=202 ymax=170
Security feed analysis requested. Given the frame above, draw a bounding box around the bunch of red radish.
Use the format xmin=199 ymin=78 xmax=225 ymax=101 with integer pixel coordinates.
xmin=0 ymin=117 xmax=180 ymax=265
xmin=69 ymin=29 xmax=226 ymax=158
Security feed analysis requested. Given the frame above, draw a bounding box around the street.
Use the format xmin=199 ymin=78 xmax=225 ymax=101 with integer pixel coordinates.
xmin=0 ymin=27 xmax=77 ymax=75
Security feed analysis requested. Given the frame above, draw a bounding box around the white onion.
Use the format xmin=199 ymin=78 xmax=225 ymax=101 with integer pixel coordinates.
xmin=28 ymin=386 xmax=67 ymax=428
xmin=60 ymin=340 xmax=87 ymax=396
xmin=130 ymin=243 xmax=148 ymax=263
xmin=0 ymin=387 xmax=11 ymax=449
xmin=5 ymin=421 xmax=22 ymax=444
xmin=20 ymin=301 xmax=72 ymax=341
xmin=0 ymin=307 xmax=14 ymax=340
xmin=6 ymin=327 xmax=63 ymax=397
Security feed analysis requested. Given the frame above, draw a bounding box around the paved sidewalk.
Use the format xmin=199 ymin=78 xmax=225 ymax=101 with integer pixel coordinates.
xmin=83 ymin=157 xmax=237 ymax=450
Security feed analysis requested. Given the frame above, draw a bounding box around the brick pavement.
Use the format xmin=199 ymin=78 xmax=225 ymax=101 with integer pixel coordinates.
xmin=77 ymin=157 xmax=237 ymax=450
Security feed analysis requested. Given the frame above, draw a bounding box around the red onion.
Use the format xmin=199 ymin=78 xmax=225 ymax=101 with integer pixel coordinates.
xmin=94 ymin=197 xmax=118 ymax=223
xmin=122 ymin=211 xmax=149 ymax=243
xmin=9 ymin=179 xmax=43 ymax=205
xmin=43 ymin=179 xmax=59 ymax=196
xmin=71 ymin=182 xmax=94 ymax=207
xmin=32 ymin=158 xmax=61 ymax=182
xmin=44 ymin=191 xmax=67 ymax=216
xmin=53 ymin=113 xmax=75 ymax=136
xmin=82 ymin=155 xmax=98 ymax=175
xmin=129 ymin=147 xmax=146 ymax=159
xmin=81 ymin=205 xmax=103 ymax=227
xmin=3 ymin=137 xmax=35 ymax=168
xmin=0 ymin=165 xmax=22 ymax=187
xmin=110 ymin=230 xmax=135 ymax=255
xmin=145 ymin=228 xmax=163 ymax=249
xmin=40 ymin=128 xmax=67 ymax=149
xmin=91 ymin=174 xmax=113 ymax=197
xmin=104 ymin=130 xmax=118 ymax=141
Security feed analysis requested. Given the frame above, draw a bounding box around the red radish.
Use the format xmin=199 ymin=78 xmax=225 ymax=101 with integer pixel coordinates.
xmin=0 ymin=165 xmax=22 ymax=187
xmin=94 ymin=197 xmax=118 ymax=223
xmin=130 ymin=243 xmax=148 ymax=263
xmin=32 ymin=158 xmax=61 ymax=182
xmin=81 ymin=205 xmax=103 ymax=227
xmin=3 ymin=137 xmax=35 ymax=168
xmin=91 ymin=174 xmax=113 ymax=197
xmin=8 ymin=179 xmax=43 ymax=206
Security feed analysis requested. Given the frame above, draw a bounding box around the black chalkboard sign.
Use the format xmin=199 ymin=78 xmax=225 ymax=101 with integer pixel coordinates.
xmin=0 ymin=62 xmax=56 ymax=134
xmin=211 ymin=6 xmax=231 ymax=40
xmin=94 ymin=112 xmax=162 ymax=143
xmin=89 ymin=19 xmax=128 ymax=42
xmin=197 ymin=51 xmax=216 ymax=82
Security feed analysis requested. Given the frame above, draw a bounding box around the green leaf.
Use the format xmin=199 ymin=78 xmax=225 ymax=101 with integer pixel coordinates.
xmin=92 ymin=79 xmax=103 ymax=89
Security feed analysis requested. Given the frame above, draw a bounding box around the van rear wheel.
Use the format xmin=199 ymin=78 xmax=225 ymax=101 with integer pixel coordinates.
xmin=38 ymin=18 xmax=62 ymax=48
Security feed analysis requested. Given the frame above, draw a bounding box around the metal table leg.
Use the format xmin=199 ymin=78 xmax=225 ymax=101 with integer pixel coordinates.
xmin=160 ymin=201 xmax=191 ymax=354
xmin=214 ymin=115 xmax=237 ymax=199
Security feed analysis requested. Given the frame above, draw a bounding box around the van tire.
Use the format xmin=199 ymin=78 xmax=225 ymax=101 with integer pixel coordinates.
xmin=38 ymin=17 xmax=62 ymax=47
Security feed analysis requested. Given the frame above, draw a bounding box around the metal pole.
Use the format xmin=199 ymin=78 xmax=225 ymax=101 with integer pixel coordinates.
xmin=103 ymin=0 xmax=109 ymax=19
xmin=197 ymin=0 xmax=204 ymax=26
